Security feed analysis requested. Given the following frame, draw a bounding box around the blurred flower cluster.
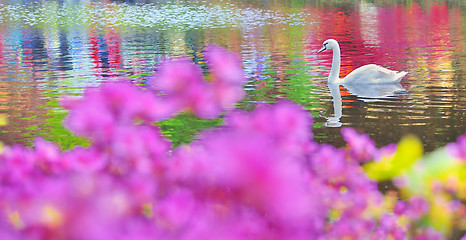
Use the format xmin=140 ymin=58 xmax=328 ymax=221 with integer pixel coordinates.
xmin=1 ymin=46 xmax=465 ymax=240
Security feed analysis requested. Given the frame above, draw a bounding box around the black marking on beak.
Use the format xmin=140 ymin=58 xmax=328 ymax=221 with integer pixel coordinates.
xmin=318 ymin=43 xmax=327 ymax=53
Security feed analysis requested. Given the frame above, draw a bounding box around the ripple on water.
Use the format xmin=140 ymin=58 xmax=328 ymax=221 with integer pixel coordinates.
xmin=0 ymin=2 xmax=307 ymax=30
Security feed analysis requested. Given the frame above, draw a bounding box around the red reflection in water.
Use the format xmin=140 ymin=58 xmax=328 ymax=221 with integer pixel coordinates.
xmin=305 ymin=2 xmax=461 ymax=93
xmin=105 ymin=28 xmax=122 ymax=75
xmin=89 ymin=26 xmax=123 ymax=78
xmin=307 ymin=3 xmax=460 ymax=68
xmin=89 ymin=29 xmax=104 ymax=77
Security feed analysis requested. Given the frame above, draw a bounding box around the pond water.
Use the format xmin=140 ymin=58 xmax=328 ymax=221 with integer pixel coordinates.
xmin=0 ymin=0 xmax=465 ymax=151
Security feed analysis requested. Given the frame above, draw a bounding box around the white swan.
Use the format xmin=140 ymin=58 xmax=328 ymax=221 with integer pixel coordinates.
xmin=318 ymin=39 xmax=408 ymax=84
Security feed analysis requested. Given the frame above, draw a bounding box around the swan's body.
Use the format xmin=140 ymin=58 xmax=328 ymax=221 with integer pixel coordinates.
xmin=318 ymin=39 xmax=407 ymax=84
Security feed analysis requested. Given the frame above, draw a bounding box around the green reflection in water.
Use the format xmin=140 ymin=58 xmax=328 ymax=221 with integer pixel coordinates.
xmin=34 ymin=98 xmax=89 ymax=150
xmin=158 ymin=113 xmax=223 ymax=148
xmin=26 ymin=97 xmax=223 ymax=150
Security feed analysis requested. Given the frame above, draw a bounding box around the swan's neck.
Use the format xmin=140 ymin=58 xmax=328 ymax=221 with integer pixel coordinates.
xmin=328 ymin=46 xmax=341 ymax=83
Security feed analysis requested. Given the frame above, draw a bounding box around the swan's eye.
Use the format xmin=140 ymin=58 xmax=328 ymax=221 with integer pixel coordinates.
xmin=323 ymin=43 xmax=328 ymax=48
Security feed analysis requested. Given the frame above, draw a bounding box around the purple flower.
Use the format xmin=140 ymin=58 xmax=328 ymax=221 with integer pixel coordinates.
xmin=154 ymin=188 xmax=197 ymax=232
xmin=446 ymin=134 xmax=466 ymax=161
xmin=326 ymin=216 xmax=375 ymax=239
xmin=309 ymin=144 xmax=347 ymax=182
xmin=148 ymin=57 xmax=222 ymax=119
xmin=33 ymin=138 xmax=61 ymax=174
xmin=62 ymin=87 xmax=116 ymax=141
xmin=461 ymin=233 xmax=466 ymax=240
xmin=341 ymin=128 xmax=379 ymax=162
xmin=108 ymin=125 xmax=170 ymax=175
xmin=393 ymin=200 xmax=408 ymax=215
xmin=205 ymin=45 xmax=246 ymax=85
xmin=150 ymin=57 xmax=204 ymax=93
xmin=406 ymin=196 xmax=429 ymax=219
xmin=0 ymin=145 xmax=35 ymax=183
xmin=414 ymin=227 xmax=446 ymax=240
xmin=62 ymin=81 xmax=175 ymax=145
xmin=205 ymin=45 xmax=247 ymax=111
xmin=62 ymin=146 xmax=108 ymax=172
xmin=146 ymin=46 xmax=248 ymax=119
xmin=211 ymin=81 xmax=245 ymax=110
xmin=225 ymin=100 xmax=313 ymax=156
xmin=99 ymin=81 xmax=172 ymax=122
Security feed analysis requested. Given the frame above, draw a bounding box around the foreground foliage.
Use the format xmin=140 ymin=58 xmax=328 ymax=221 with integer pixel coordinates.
xmin=0 ymin=46 xmax=465 ymax=240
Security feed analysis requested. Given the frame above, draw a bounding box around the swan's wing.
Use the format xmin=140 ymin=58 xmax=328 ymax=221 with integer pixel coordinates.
xmin=343 ymin=64 xmax=407 ymax=84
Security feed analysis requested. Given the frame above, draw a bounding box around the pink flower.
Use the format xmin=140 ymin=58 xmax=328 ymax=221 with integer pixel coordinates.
xmin=165 ymin=102 xmax=331 ymax=238
xmin=205 ymin=45 xmax=247 ymax=110
xmin=62 ymin=87 xmax=116 ymax=141
xmin=309 ymin=144 xmax=351 ymax=187
xmin=62 ymin=81 xmax=173 ymax=143
xmin=0 ymin=145 xmax=35 ymax=183
xmin=150 ymin=57 xmax=204 ymax=94
xmin=326 ymin=216 xmax=375 ymax=239
xmin=62 ymin=146 xmax=108 ymax=172
xmin=98 ymin=81 xmax=171 ymax=122
xmin=33 ymin=138 xmax=62 ymax=174
xmin=109 ymin=125 xmax=170 ymax=175
xmin=149 ymin=57 xmax=222 ymax=119
xmin=414 ymin=227 xmax=446 ymax=240
xmin=185 ymin=83 xmax=221 ymax=119
xmin=393 ymin=200 xmax=408 ymax=215
xmin=210 ymin=81 xmax=244 ymax=110
xmin=461 ymin=233 xmax=466 ymax=240
xmin=225 ymin=100 xmax=313 ymax=155
xmin=154 ymin=188 xmax=197 ymax=232
xmin=446 ymin=134 xmax=466 ymax=161
xmin=33 ymin=138 xmax=60 ymax=162
xmin=147 ymin=45 xmax=248 ymax=119
xmin=341 ymin=128 xmax=379 ymax=162
xmin=406 ymin=196 xmax=429 ymax=219
xmin=205 ymin=45 xmax=246 ymax=85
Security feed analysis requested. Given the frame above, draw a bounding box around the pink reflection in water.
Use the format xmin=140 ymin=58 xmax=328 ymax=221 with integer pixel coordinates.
xmin=306 ymin=2 xmax=461 ymax=78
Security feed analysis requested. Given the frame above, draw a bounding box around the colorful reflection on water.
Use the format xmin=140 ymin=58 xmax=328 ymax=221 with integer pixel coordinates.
xmin=0 ymin=0 xmax=464 ymax=151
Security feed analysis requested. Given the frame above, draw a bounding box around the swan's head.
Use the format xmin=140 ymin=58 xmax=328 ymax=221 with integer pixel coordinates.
xmin=318 ymin=39 xmax=339 ymax=53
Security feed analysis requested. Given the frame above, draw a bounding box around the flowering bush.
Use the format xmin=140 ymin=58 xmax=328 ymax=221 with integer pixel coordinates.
xmin=1 ymin=46 xmax=465 ymax=240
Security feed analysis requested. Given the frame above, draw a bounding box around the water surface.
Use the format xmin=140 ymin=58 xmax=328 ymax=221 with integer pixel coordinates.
xmin=0 ymin=0 xmax=465 ymax=151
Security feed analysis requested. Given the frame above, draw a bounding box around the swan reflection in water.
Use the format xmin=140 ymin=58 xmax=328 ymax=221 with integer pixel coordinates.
xmin=321 ymin=83 xmax=407 ymax=127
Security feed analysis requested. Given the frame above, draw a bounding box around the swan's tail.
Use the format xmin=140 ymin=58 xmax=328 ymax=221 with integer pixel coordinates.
xmin=394 ymin=71 xmax=408 ymax=82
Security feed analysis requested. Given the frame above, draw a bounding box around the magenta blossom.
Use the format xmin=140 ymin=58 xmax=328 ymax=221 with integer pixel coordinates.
xmin=62 ymin=81 xmax=171 ymax=142
xmin=148 ymin=45 xmax=247 ymax=119
xmin=406 ymin=196 xmax=430 ymax=219
xmin=341 ymin=128 xmax=396 ymax=162
xmin=204 ymin=45 xmax=246 ymax=85
xmin=148 ymin=58 xmax=222 ymax=119
xmin=205 ymin=45 xmax=247 ymax=110
xmin=446 ymin=133 xmax=466 ymax=161
xmin=225 ymin=100 xmax=313 ymax=156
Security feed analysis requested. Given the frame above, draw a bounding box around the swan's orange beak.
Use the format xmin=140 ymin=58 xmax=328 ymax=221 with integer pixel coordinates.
xmin=318 ymin=46 xmax=326 ymax=53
